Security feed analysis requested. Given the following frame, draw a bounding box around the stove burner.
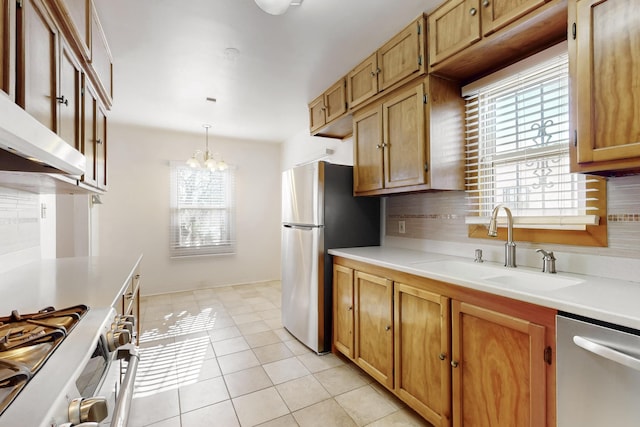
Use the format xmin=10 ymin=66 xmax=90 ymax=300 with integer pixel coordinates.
xmin=0 ymin=305 xmax=88 ymax=416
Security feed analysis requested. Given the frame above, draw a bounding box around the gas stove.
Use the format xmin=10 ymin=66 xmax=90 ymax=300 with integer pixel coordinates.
xmin=0 ymin=305 xmax=138 ymax=427
xmin=0 ymin=305 xmax=88 ymax=415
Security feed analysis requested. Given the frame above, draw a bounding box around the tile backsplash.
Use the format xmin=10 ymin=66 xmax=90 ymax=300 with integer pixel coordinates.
xmin=386 ymin=174 xmax=640 ymax=259
xmin=0 ymin=187 xmax=40 ymax=257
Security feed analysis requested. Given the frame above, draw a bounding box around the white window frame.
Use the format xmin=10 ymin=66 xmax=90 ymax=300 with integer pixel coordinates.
xmin=463 ymin=42 xmax=600 ymax=231
xmin=169 ymin=162 xmax=236 ymax=257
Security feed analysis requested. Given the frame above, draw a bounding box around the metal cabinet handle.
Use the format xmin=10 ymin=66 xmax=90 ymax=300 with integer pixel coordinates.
xmin=482 ymin=0 xmax=490 ymax=7
xmin=96 ymin=139 xmax=103 ymax=145
xmin=439 ymin=353 xmax=446 ymax=361
xmin=451 ymin=360 xmax=459 ymax=368
xmin=347 ymin=306 xmax=353 ymax=311
xmin=376 ymin=144 xmax=383 ymax=149
xmin=574 ymin=336 xmax=640 ymax=372
xmin=125 ymin=292 xmax=134 ymax=300
xmin=370 ymin=71 xmax=376 ymax=77
xmin=56 ymin=95 xmax=69 ymax=106
xmin=385 ymin=325 xmax=391 ymax=331
xmin=470 ymin=7 xmax=477 ymax=15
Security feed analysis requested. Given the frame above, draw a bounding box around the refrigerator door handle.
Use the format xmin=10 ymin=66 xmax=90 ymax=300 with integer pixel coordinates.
xmin=283 ymin=224 xmax=322 ymax=230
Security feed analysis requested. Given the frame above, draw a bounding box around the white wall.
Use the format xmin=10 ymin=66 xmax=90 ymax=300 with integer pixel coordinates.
xmin=98 ymin=123 xmax=282 ymax=295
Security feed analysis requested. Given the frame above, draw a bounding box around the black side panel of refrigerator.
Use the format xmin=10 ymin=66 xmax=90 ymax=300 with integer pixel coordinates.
xmin=321 ymin=162 xmax=380 ymax=352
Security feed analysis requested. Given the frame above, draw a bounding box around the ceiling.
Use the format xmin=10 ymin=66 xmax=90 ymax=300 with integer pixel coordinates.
xmin=94 ymin=0 xmax=441 ymax=143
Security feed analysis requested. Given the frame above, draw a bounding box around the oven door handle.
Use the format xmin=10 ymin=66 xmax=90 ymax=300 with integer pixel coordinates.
xmin=110 ymin=343 xmax=140 ymax=427
xmin=573 ymin=335 xmax=640 ymax=372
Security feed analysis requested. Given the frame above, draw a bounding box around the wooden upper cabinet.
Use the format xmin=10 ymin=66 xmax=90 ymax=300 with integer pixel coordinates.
xmin=353 ymin=106 xmax=384 ymax=193
xmin=353 ymin=75 xmax=464 ymax=196
xmin=324 ymin=78 xmax=347 ymax=123
xmin=333 ymin=264 xmax=355 ymax=359
xmin=16 ymin=0 xmax=59 ymax=132
xmin=1 ymin=0 xmax=14 ymax=97
xmin=482 ymin=0 xmax=547 ymax=36
xmin=383 ymin=83 xmax=426 ymax=189
xmin=81 ymin=75 xmax=97 ymax=187
xmin=428 ymin=0 xmax=566 ymax=81
xmin=90 ymin=4 xmax=112 ymax=105
xmin=451 ymin=301 xmax=547 ymax=427
xmin=428 ymin=0 xmax=481 ymax=67
xmin=58 ymin=40 xmax=81 ymax=149
xmin=95 ymin=99 xmax=107 ymax=189
xmin=347 ymin=16 xmax=426 ymax=110
xmin=55 ymin=0 xmax=90 ymax=58
xmin=309 ymin=94 xmax=326 ymax=134
xmin=395 ymin=283 xmax=451 ymax=427
xmin=378 ymin=19 xmax=423 ymax=91
xmin=571 ymin=0 xmax=640 ymax=174
xmin=354 ymin=270 xmax=394 ymax=389
xmin=347 ymin=53 xmax=378 ymax=109
xmin=308 ymin=77 xmax=349 ymax=138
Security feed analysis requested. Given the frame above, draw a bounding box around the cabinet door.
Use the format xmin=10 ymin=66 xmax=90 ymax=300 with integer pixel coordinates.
xmin=451 ymin=301 xmax=546 ymax=427
xmin=95 ymin=101 xmax=107 ymax=189
xmin=81 ymin=76 xmax=97 ymax=186
xmin=481 ymin=0 xmax=546 ymax=36
xmin=90 ymin=5 xmax=112 ymax=103
xmin=324 ymin=78 xmax=346 ymax=123
xmin=347 ymin=53 xmax=378 ymax=109
xmin=354 ymin=271 xmax=393 ymax=389
xmin=353 ymin=106 xmax=384 ymax=193
xmin=383 ymin=83 xmax=426 ymax=189
xmin=333 ymin=264 xmax=355 ymax=358
xmin=574 ymin=0 xmax=640 ymax=166
xmin=58 ymin=41 xmax=80 ymax=149
xmin=395 ymin=283 xmax=451 ymax=427
xmin=16 ymin=0 xmax=58 ymax=131
xmin=378 ymin=18 xmax=422 ymax=91
xmin=428 ymin=0 xmax=481 ymax=66
xmin=308 ymin=94 xmax=326 ymax=133
xmin=59 ymin=0 xmax=90 ymax=57
xmin=1 ymin=0 xmax=11 ymax=96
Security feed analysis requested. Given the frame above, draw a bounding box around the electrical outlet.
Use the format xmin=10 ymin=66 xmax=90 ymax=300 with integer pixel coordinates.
xmin=399 ymin=220 xmax=406 ymax=234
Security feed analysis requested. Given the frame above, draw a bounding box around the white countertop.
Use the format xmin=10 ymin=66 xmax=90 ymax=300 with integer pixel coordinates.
xmin=0 ymin=254 xmax=143 ymax=314
xmin=329 ymin=246 xmax=640 ymax=330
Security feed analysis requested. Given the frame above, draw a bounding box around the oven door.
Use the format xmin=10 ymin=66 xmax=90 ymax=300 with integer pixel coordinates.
xmin=81 ymin=342 xmax=139 ymax=427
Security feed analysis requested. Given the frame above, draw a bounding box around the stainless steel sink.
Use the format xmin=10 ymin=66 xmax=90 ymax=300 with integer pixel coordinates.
xmin=410 ymin=260 xmax=583 ymax=292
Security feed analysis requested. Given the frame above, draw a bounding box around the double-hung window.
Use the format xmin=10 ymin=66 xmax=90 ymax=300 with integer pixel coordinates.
xmin=464 ymin=43 xmax=606 ymax=245
xmin=170 ymin=162 xmax=236 ymax=257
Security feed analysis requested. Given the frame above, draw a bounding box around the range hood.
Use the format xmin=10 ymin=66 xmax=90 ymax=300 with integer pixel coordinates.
xmin=0 ymin=94 xmax=85 ymax=176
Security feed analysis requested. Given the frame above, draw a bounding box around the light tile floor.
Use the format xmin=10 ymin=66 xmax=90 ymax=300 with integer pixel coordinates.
xmin=129 ymin=281 xmax=433 ymax=427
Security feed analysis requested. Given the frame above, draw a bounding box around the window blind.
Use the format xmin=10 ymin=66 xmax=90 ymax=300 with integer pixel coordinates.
xmin=170 ymin=162 xmax=236 ymax=257
xmin=464 ymin=46 xmax=599 ymax=229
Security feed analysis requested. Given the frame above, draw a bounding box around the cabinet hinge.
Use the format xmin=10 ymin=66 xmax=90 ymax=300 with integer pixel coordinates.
xmin=16 ymin=0 xmax=23 ymax=8
xmin=418 ymin=55 xmax=423 ymax=66
xmin=423 ymin=94 xmax=428 ymax=104
xmin=424 ymin=162 xmax=429 ymax=172
xmin=417 ymin=22 xmax=422 ymax=35
xmin=544 ymin=346 xmax=553 ymax=365
xmin=574 ymin=129 xmax=578 ymax=147
xmin=572 ymin=22 xmax=577 ymax=40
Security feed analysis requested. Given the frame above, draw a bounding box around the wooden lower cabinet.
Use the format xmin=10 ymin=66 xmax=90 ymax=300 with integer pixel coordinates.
xmin=451 ymin=300 xmax=547 ymax=427
xmin=332 ymin=259 xmax=556 ymax=427
xmin=354 ymin=271 xmax=394 ymax=389
xmin=333 ymin=264 xmax=355 ymax=358
xmin=395 ymin=283 xmax=451 ymax=426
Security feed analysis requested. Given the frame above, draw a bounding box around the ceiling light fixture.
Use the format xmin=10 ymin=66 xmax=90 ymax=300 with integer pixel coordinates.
xmin=186 ymin=124 xmax=228 ymax=171
xmin=254 ymin=0 xmax=303 ymax=15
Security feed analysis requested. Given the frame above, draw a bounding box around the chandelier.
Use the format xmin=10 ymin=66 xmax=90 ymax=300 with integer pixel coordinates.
xmin=186 ymin=124 xmax=227 ymax=171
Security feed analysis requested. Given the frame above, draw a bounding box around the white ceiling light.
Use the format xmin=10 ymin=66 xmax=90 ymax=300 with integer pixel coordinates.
xmin=254 ymin=0 xmax=303 ymax=15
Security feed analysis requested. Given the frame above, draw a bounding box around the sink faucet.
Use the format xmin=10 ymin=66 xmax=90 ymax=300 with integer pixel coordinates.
xmin=487 ymin=204 xmax=516 ymax=268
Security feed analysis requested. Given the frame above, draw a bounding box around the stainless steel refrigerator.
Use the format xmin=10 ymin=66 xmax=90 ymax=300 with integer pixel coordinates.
xmin=281 ymin=161 xmax=380 ymax=353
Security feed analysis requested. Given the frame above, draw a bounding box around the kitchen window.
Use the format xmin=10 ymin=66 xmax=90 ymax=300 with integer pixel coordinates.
xmin=464 ymin=43 xmax=607 ymax=246
xmin=170 ymin=162 xmax=236 ymax=257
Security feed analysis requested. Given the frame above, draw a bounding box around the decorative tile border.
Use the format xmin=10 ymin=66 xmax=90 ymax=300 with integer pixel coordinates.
xmin=608 ymin=214 xmax=640 ymax=222
xmin=388 ymin=214 xmax=464 ymax=220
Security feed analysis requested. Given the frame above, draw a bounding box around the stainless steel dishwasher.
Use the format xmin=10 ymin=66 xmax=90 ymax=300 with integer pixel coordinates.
xmin=557 ymin=313 xmax=640 ymax=426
